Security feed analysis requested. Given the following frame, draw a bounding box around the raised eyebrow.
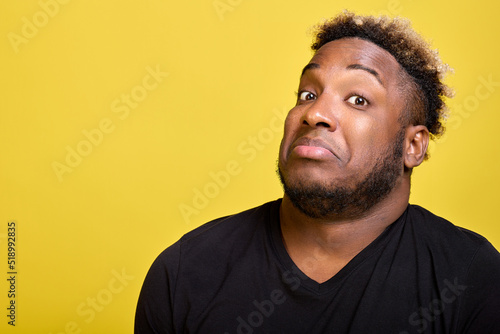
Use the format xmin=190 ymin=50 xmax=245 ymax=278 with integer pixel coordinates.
xmin=301 ymin=63 xmax=320 ymax=77
xmin=346 ymin=64 xmax=384 ymax=86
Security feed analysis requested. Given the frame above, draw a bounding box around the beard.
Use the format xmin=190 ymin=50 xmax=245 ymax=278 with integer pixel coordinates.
xmin=277 ymin=128 xmax=406 ymax=219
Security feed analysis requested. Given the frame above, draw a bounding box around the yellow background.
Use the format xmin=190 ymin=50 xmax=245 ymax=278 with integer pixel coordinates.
xmin=1 ymin=0 xmax=499 ymax=333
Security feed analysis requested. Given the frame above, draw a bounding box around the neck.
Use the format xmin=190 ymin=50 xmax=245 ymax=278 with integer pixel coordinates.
xmin=279 ymin=176 xmax=410 ymax=283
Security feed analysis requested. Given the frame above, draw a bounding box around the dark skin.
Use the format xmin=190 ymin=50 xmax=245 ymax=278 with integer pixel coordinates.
xmin=278 ymin=38 xmax=429 ymax=283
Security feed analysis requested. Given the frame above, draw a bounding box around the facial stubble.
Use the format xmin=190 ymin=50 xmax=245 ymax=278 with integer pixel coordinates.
xmin=278 ymin=128 xmax=406 ymax=219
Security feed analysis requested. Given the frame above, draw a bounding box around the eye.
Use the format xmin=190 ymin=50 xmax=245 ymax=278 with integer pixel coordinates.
xmin=298 ymin=91 xmax=316 ymax=101
xmin=346 ymin=95 xmax=368 ymax=106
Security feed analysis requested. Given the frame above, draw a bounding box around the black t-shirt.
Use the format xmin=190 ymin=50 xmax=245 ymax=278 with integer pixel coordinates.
xmin=135 ymin=200 xmax=500 ymax=333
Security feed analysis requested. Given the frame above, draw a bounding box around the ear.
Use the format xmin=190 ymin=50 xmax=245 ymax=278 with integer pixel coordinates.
xmin=404 ymin=125 xmax=429 ymax=169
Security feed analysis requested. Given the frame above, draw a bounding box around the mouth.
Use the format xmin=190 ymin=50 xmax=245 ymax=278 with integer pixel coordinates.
xmin=290 ymin=137 xmax=338 ymax=160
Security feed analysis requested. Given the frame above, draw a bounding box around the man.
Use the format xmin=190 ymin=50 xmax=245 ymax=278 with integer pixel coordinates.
xmin=135 ymin=11 xmax=500 ymax=333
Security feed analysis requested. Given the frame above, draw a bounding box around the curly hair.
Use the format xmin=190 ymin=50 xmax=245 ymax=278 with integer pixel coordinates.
xmin=311 ymin=11 xmax=453 ymax=149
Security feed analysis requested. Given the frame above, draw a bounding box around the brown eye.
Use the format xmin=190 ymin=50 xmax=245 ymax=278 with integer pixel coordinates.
xmin=298 ymin=91 xmax=316 ymax=101
xmin=347 ymin=95 xmax=368 ymax=106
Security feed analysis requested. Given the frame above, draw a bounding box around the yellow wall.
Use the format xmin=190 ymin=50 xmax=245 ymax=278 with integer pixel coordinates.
xmin=1 ymin=0 xmax=499 ymax=332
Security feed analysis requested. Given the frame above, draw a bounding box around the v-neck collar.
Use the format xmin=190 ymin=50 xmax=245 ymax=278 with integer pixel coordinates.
xmin=268 ymin=199 xmax=409 ymax=295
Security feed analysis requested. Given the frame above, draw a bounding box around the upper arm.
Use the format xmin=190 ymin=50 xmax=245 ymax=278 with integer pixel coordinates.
xmin=457 ymin=241 xmax=500 ymax=333
xmin=135 ymin=242 xmax=181 ymax=334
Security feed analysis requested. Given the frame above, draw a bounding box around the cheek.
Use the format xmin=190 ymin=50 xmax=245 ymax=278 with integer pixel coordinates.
xmin=347 ymin=117 xmax=388 ymax=160
xmin=284 ymin=106 xmax=301 ymax=126
xmin=349 ymin=113 xmax=378 ymax=139
xmin=282 ymin=109 xmax=302 ymax=139
xmin=279 ymin=110 xmax=299 ymax=158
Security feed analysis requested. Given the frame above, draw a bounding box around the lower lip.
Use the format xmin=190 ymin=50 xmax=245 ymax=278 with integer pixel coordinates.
xmin=292 ymin=145 xmax=334 ymax=159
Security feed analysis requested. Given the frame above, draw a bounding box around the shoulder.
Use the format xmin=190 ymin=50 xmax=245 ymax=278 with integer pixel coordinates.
xmin=406 ymin=204 xmax=495 ymax=249
xmin=154 ymin=199 xmax=281 ymax=267
xmin=404 ymin=205 xmax=500 ymax=329
xmin=405 ymin=204 xmax=500 ymax=283
xmin=135 ymin=199 xmax=282 ymax=333
xmin=179 ymin=199 xmax=280 ymax=245
xmin=403 ymin=204 xmax=500 ymax=283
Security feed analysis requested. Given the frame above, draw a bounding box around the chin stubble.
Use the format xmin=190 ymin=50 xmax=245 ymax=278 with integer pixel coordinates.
xmin=277 ymin=129 xmax=405 ymax=219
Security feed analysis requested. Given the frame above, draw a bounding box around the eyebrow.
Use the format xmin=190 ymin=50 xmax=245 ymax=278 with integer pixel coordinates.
xmin=346 ymin=64 xmax=384 ymax=86
xmin=301 ymin=62 xmax=320 ymax=76
xmin=300 ymin=62 xmax=385 ymax=87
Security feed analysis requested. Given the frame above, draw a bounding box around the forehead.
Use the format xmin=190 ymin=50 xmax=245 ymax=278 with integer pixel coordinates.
xmin=306 ymin=38 xmax=402 ymax=86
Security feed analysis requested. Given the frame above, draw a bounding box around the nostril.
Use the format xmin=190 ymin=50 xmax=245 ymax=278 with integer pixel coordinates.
xmin=316 ymin=122 xmax=330 ymax=128
xmin=302 ymin=120 xmax=331 ymax=128
xmin=301 ymin=109 xmax=335 ymax=129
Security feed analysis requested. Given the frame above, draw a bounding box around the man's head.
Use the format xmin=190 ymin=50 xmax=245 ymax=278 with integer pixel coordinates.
xmin=277 ymin=12 xmax=452 ymax=219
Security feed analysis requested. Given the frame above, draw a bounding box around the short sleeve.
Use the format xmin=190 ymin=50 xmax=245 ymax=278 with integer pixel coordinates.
xmin=135 ymin=242 xmax=181 ymax=334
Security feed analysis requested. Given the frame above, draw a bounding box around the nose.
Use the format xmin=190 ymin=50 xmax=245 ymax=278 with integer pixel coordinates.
xmin=300 ymin=97 xmax=338 ymax=131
